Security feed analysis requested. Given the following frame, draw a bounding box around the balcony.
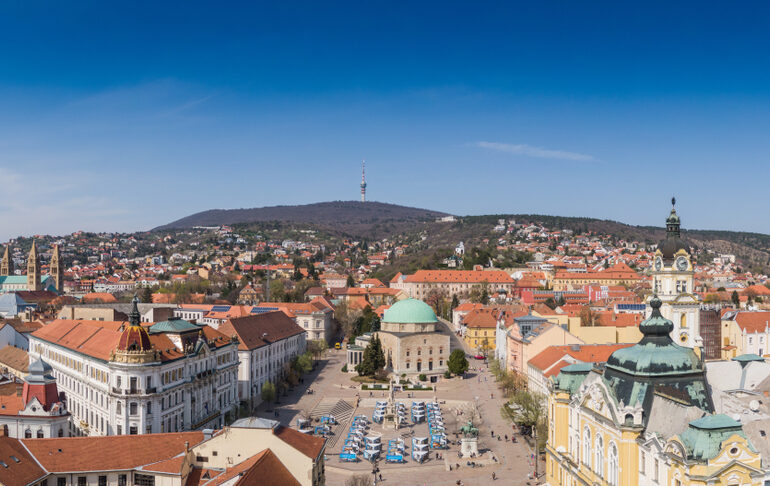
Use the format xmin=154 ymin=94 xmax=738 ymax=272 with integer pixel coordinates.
xmin=191 ymin=410 xmax=221 ymax=429
xmin=145 ymin=387 xmax=157 ymax=394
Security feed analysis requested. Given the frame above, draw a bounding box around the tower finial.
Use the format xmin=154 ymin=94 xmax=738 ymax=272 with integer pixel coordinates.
xmin=129 ymin=295 xmax=141 ymax=327
xmin=672 ymin=196 xmax=676 ymax=208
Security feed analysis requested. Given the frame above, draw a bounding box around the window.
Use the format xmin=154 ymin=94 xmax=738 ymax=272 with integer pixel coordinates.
xmin=607 ymin=442 xmax=618 ymax=486
xmin=129 ymin=402 xmax=138 ymax=415
xmin=117 ymin=425 xmax=122 ymax=435
xmin=130 ymin=425 xmax=138 ymax=435
xmin=58 ymin=479 xmax=66 ymax=486
xmin=640 ymin=451 xmax=646 ymax=475
xmin=653 ymin=458 xmax=659 ymax=482
xmin=24 ymin=429 xmax=31 ymax=439
xmin=118 ymin=474 xmax=127 ymax=486
xmin=135 ymin=474 xmax=155 ymax=486
xmin=99 ymin=476 xmax=107 ymax=486
xmin=77 ymin=478 xmax=86 ymax=486
xmin=36 ymin=430 xmax=44 ymax=438
xmin=582 ymin=427 xmax=591 ymax=468
xmin=595 ymin=435 xmax=603 ymax=475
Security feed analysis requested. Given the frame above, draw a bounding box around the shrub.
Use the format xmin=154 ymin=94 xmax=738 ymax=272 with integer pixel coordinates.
xmin=444 ymin=370 xmax=451 ymax=379
xmin=342 ymin=364 xmax=348 ymax=372
xmin=419 ymin=374 xmax=427 ymax=381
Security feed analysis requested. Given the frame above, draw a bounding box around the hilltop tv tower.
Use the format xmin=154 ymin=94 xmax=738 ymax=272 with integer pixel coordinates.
xmin=360 ymin=160 xmax=367 ymax=202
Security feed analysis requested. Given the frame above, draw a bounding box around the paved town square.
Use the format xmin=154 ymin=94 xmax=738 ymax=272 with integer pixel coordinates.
xmin=257 ymin=318 xmax=543 ymax=486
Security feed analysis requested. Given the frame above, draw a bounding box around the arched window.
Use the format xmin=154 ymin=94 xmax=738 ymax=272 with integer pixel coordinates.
xmin=583 ymin=427 xmax=592 ymax=468
xmin=36 ymin=429 xmax=44 ymax=438
xmin=24 ymin=428 xmax=31 ymax=439
xmin=608 ymin=442 xmax=619 ymax=486
xmin=680 ymin=314 xmax=687 ymax=329
xmin=595 ymin=435 xmax=604 ymax=475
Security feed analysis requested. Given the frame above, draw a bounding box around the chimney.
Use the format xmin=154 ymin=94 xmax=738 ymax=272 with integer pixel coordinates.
xmin=185 ymin=441 xmax=189 ymax=452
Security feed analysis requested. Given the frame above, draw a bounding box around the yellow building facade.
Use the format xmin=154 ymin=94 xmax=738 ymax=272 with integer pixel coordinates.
xmin=546 ymin=298 xmax=767 ymax=486
xmin=464 ymin=323 xmax=496 ymax=354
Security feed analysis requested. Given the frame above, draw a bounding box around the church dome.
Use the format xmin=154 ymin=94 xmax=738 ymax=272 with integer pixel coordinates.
xmin=382 ymin=298 xmax=438 ymax=324
xmin=603 ymin=297 xmax=712 ymax=416
xmin=117 ymin=325 xmax=152 ymax=352
xmin=117 ymin=296 xmax=153 ymax=352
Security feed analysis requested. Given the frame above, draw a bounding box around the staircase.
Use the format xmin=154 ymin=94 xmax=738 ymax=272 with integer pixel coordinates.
xmin=311 ymin=398 xmax=354 ymax=449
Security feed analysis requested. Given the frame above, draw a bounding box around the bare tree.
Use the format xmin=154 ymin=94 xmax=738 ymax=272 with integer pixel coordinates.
xmin=345 ymin=474 xmax=372 ymax=486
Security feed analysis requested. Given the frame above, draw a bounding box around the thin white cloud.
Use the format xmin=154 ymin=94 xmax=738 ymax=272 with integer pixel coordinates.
xmin=474 ymin=141 xmax=597 ymax=161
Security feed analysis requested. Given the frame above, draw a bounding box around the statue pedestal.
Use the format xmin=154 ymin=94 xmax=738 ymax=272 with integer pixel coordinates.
xmin=460 ymin=437 xmax=479 ymax=458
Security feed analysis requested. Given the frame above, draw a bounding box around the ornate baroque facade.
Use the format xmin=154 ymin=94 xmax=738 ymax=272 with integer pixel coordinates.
xmin=546 ymin=298 xmax=767 ymax=485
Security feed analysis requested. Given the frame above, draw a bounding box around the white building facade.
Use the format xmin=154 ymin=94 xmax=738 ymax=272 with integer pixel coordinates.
xmin=28 ymin=299 xmax=239 ymax=437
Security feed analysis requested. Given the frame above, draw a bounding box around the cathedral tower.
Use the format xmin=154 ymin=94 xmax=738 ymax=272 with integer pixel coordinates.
xmin=50 ymin=244 xmax=63 ymax=293
xmin=649 ymin=198 xmax=701 ymax=349
xmin=27 ymin=240 xmax=42 ymax=291
xmin=0 ymin=245 xmax=12 ymax=276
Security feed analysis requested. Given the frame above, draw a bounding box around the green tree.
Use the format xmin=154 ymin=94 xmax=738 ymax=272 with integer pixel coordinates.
xmin=451 ymin=294 xmax=459 ymax=310
xmin=502 ymin=389 xmax=547 ymax=476
xmin=447 ymin=349 xmax=469 ymax=375
xmin=307 ymin=340 xmax=328 ymax=361
xmin=292 ymin=352 xmax=313 ymax=374
xmin=543 ymin=297 xmax=557 ymax=310
xmin=141 ymin=286 xmax=153 ymax=304
xmin=356 ymin=334 xmax=385 ymax=376
xmin=269 ymin=279 xmax=287 ymax=302
xmin=732 ymin=290 xmax=740 ymax=307
xmin=346 ymin=275 xmax=356 ymax=287
xmin=261 ymin=381 xmax=276 ymax=408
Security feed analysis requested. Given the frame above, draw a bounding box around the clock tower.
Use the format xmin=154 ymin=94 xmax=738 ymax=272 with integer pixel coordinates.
xmin=648 ymin=198 xmax=701 ymax=349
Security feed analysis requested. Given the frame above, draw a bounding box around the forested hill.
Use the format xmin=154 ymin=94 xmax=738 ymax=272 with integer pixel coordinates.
xmin=155 ymin=201 xmax=449 ymax=238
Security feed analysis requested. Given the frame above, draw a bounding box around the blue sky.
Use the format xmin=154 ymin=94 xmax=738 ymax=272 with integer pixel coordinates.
xmin=2 ymin=1 xmax=770 ymax=241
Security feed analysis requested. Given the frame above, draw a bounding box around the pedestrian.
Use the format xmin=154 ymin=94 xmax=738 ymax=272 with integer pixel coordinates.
xmin=379 ymin=473 xmax=382 ymax=482
xmin=491 ymin=430 xmax=494 ymax=437
xmin=504 ymin=434 xmax=508 ymax=442
xmin=492 ymin=472 xmax=496 ymax=481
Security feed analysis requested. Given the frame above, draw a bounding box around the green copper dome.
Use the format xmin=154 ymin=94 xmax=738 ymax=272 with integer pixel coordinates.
xmin=382 ymin=298 xmax=438 ymax=324
xmin=679 ymin=414 xmax=755 ymax=461
xmin=603 ymin=297 xmax=713 ymax=418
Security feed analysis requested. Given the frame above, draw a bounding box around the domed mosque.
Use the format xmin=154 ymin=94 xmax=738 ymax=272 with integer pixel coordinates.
xmin=376 ymin=298 xmax=451 ymax=379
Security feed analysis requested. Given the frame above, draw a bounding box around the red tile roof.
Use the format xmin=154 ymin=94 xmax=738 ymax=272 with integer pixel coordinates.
xmin=0 ymin=437 xmax=46 ymax=486
xmin=733 ymin=311 xmax=770 ymax=333
xmin=404 ymin=270 xmax=515 ymax=284
xmin=218 ymin=312 xmax=305 ymax=351
xmin=272 ymin=425 xmax=325 ymax=459
xmin=528 ymin=343 xmax=634 ymax=373
xmin=22 ymin=432 xmax=205 ymax=472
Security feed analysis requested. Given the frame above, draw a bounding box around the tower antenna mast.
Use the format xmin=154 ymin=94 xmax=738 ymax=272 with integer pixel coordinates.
xmin=360 ymin=160 xmax=367 ymax=202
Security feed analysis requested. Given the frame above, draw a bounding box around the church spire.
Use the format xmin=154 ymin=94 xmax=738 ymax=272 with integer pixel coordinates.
xmin=27 ymin=240 xmax=41 ymax=291
xmin=50 ymin=244 xmax=63 ymax=293
xmin=0 ymin=245 xmax=12 ymax=276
